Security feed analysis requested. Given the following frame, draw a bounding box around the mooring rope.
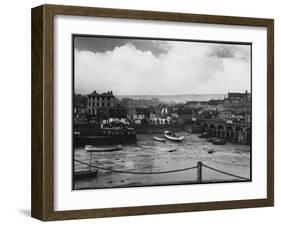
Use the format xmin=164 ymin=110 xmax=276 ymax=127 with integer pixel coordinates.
xmin=202 ymin=163 xmax=250 ymax=180
xmin=74 ymin=159 xmax=197 ymax=175
xmin=75 ymin=159 xmax=249 ymax=180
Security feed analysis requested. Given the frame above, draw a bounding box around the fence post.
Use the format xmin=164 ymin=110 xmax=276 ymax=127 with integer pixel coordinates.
xmin=197 ymin=161 xmax=202 ymax=183
xmin=89 ymin=152 xmax=92 ymax=171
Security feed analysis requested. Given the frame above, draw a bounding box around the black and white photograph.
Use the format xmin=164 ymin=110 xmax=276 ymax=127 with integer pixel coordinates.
xmin=72 ymin=35 xmax=252 ymax=190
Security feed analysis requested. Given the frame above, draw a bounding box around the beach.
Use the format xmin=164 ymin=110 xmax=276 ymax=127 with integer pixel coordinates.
xmin=74 ymin=132 xmax=251 ymax=189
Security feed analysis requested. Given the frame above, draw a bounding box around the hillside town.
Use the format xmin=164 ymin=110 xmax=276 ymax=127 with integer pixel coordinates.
xmin=74 ymin=90 xmax=251 ymax=145
xmin=75 ymin=90 xmax=250 ymax=124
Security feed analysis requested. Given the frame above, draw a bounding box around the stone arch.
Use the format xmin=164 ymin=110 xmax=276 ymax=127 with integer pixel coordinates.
xmin=209 ymin=124 xmax=216 ymax=129
xmin=245 ymin=127 xmax=251 ymax=145
xmin=234 ymin=126 xmax=243 ymax=143
xmin=235 ymin=126 xmax=243 ymax=132
xmin=201 ymin=123 xmax=209 ymax=132
xmin=209 ymin=124 xmax=216 ymax=137
xmin=226 ymin=125 xmax=234 ymax=141
xmin=217 ymin=124 xmax=224 ymax=130
xmin=217 ymin=124 xmax=225 ymax=138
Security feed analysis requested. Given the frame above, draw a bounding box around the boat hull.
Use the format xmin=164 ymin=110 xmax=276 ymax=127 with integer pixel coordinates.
xmin=85 ymin=144 xmax=123 ymax=152
xmin=212 ymin=139 xmax=226 ymax=145
xmin=74 ymin=170 xmax=98 ymax=179
xmin=164 ymin=131 xmax=184 ymax=142
xmin=198 ymin=132 xmax=209 ymax=138
xmin=153 ymin=137 xmax=166 ymax=142
xmin=164 ymin=134 xmax=184 ymax=142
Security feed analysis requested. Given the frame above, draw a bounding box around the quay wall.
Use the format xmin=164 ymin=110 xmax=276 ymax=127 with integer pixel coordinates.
xmin=132 ymin=124 xmax=184 ymax=134
xmin=74 ymin=123 xmax=187 ymax=136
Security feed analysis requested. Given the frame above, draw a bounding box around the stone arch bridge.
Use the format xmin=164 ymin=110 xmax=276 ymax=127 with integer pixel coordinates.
xmin=194 ymin=119 xmax=251 ymax=145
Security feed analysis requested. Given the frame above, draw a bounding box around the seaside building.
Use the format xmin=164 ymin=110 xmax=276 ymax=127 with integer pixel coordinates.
xmin=87 ymin=90 xmax=114 ymax=120
xmin=226 ymin=90 xmax=251 ymax=103
xmin=151 ymin=117 xmax=171 ymax=125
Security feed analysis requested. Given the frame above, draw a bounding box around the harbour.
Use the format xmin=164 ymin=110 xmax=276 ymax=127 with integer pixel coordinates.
xmin=73 ymin=132 xmax=250 ymax=189
xmin=72 ymin=41 xmax=252 ymax=190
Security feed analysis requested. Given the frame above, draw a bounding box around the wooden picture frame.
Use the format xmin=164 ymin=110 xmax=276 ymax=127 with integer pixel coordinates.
xmin=31 ymin=4 xmax=274 ymax=221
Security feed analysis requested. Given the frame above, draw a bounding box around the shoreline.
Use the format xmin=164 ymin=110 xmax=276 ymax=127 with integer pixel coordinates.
xmin=74 ymin=132 xmax=251 ymax=190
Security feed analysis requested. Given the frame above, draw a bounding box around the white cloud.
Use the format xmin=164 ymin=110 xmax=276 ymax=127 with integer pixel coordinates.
xmin=74 ymin=42 xmax=250 ymax=95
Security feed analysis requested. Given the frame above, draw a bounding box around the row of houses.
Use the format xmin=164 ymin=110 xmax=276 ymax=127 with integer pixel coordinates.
xmin=74 ymin=90 xmax=251 ymax=125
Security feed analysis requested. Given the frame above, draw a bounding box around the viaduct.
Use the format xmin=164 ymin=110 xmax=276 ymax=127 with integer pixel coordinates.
xmin=192 ymin=119 xmax=251 ymax=145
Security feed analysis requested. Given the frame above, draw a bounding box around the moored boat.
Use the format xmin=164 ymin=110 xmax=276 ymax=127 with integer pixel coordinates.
xmin=198 ymin=132 xmax=208 ymax=138
xmin=212 ymin=138 xmax=226 ymax=145
xmin=164 ymin=131 xmax=184 ymax=142
xmin=85 ymin=144 xmax=122 ymax=152
xmin=207 ymin=137 xmax=216 ymax=142
xmin=153 ymin=136 xmax=166 ymax=142
xmin=74 ymin=169 xmax=98 ymax=179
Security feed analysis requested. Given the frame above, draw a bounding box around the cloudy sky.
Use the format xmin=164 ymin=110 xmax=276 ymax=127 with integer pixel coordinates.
xmin=74 ymin=36 xmax=251 ymax=95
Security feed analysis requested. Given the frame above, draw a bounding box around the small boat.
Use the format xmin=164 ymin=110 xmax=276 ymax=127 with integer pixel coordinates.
xmin=208 ymin=150 xmax=215 ymax=154
xmin=85 ymin=144 xmax=122 ymax=152
xmin=198 ymin=132 xmax=208 ymax=138
xmin=153 ymin=136 xmax=166 ymax=142
xmin=164 ymin=131 xmax=184 ymax=142
xmin=137 ymin=144 xmax=154 ymax=149
xmin=168 ymin=149 xmax=177 ymax=153
xmin=74 ymin=169 xmax=98 ymax=179
xmin=207 ymin=137 xmax=216 ymax=142
xmin=212 ymin=138 xmax=226 ymax=145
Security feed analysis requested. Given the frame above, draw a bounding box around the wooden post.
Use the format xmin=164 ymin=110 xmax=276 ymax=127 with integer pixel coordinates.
xmin=197 ymin=161 xmax=202 ymax=183
xmin=89 ymin=152 xmax=92 ymax=172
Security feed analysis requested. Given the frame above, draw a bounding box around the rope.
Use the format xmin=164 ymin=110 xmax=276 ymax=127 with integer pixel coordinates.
xmin=202 ymin=163 xmax=250 ymax=180
xmin=74 ymin=159 xmax=197 ymax=175
xmin=75 ymin=159 xmax=249 ymax=180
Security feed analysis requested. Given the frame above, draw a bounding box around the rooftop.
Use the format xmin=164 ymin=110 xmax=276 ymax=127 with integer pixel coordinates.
xmin=88 ymin=90 xmax=114 ymax=97
xmin=228 ymin=90 xmax=251 ymax=98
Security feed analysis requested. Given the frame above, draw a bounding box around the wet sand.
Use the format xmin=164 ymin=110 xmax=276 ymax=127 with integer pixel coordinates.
xmin=74 ymin=132 xmax=250 ymax=189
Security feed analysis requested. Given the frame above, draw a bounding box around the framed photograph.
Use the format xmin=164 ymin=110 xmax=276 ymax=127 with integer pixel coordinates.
xmin=31 ymin=4 xmax=274 ymax=221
